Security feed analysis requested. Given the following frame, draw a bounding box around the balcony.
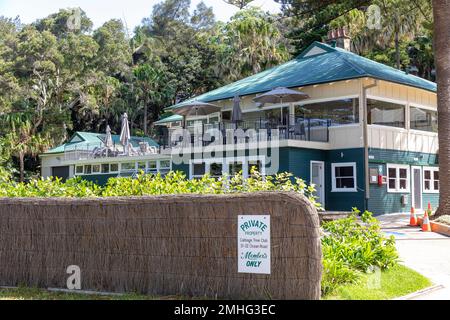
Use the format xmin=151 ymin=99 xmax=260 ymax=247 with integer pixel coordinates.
xmin=156 ymin=117 xmax=332 ymax=149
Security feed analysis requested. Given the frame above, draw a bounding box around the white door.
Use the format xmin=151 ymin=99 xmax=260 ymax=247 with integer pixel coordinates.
xmin=411 ymin=166 xmax=422 ymax=210
xmin=311 ymin=161 xmax=325 ymax=207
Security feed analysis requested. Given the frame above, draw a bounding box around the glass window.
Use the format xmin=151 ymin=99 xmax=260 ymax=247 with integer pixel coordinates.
xmin=248 ymin=160 xmax=262 ymax=175
xmin=208 ymin=116 xmax=219 ymax=124
xmin=92 ymin=164 xmax=101 ymax=173
xmin=75 ymin=166 xmax=84 ymax=175
xmin=332 ymin=163 xmax=357 ymax=191
xmin=210 ymin=163 xmax=223 ymax=178
xmin=229 ymin=162 xmax=243 ymax=175
xmin=84 ymin=165 xmax=92 ymax=175
xmin=148 ymin=161 xmax=157 ymax=170
xmin=137 ymin=162 xmax=146 ymax=171
xmin=110 ymin=163 xmax=119 ymax=172
xmin=296 ymin=98 xmax=359 ymax=126
xmin=121 ymin=162 xmax=135 ymax=171
xmin=423 ymin=167 xmax=439 ymax=193
xmin=367 ymin=99 xmax=405 ymax=128
xmin=160 ymin=160 xmax=171 ymax=169
xmin=410 ymin=107 xmax=438 ymax=132
xmin=101 ymin=164 xmax=109 ymax=174
xmin=222 ymin=111 xmax=231 ymax=121
xmin=387 ymin=164 xmax=410 ymax=192
xmin=192 ymin=163 xmax=205 ymax=177
xmin=148 ymin=161 xmax=157 ymax=173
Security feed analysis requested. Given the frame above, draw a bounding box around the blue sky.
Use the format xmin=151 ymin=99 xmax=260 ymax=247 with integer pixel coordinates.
xmin=0 ymin=0 xmax=281 ymax=30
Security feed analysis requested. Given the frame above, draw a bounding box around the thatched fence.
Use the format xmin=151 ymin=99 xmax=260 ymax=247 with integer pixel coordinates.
xmin=0 ymin=192 xmax=322 ymax=299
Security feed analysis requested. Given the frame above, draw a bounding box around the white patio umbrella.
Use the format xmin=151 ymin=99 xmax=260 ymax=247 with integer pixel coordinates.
xmin=104 ymin=125 xmax=114 ymax=148
xmin=120 ymin=113 xmax=131 ymax=154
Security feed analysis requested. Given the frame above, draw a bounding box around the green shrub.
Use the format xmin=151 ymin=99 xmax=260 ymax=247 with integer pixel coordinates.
xmin=0 ymin=170 xmax=320 ymax=208
xmin=321 ymin=208 xmax=399 ymax=296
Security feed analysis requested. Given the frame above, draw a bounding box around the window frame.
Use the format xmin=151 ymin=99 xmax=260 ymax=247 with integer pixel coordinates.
xmin=331 ymin=162 xmax=357 ymax=192
xmin=387 ymin=164 xmax=410 ymax=193
xmin=110 ymin=163 xmax=119 ymax=173
xmin=75 ymin=165 xmax=84 ymax=175
xmin=423 ymin=166 xmax=439 ymax=194
xmin=366 ymin=97 xmax=406 ymax=129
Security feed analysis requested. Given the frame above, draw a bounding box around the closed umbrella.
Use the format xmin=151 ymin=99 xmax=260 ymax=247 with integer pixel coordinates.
xmin=120 ymin=113 xmax=131 ymax=154
xmin=231 ymin=94 xmax=243 ymax=127
xmin=104 ymin=125 xmax=114 ymax=148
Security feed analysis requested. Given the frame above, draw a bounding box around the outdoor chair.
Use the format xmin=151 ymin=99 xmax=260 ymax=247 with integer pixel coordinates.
xmin=290 ymin=122 xmax=306 ymax=140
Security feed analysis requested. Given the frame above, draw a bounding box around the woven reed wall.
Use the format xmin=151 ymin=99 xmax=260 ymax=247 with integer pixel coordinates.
xmin=0 ymin=192 xmax=321 ymax=299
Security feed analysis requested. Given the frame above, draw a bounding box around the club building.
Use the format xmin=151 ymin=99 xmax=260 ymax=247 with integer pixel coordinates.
xmin=41 ymin=39 xmax=439 ymax=215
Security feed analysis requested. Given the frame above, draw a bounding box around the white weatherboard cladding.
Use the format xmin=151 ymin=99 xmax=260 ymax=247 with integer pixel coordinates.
xmin=238 ymin=215 xmax=271 ymax=274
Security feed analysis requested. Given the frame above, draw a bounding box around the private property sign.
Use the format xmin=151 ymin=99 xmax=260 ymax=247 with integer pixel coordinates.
xmin=238 ymin=215 xmax=271 ymax=274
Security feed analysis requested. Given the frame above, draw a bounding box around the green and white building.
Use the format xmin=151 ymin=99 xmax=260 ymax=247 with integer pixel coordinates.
xmin=41 ymin=40 xmax=438 ymax=214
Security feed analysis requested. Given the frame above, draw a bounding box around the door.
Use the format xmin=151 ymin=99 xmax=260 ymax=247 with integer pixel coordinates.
xmin=51 ymin=166 xmax=70 ymax=182
xmin=411 ymin=166 xmax=422 ymax=210
xmin=311 ymin=161 xmax=325 ymax=207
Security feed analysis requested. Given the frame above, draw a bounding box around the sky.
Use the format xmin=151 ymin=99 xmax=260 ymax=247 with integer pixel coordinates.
xmin=0 ymin=0 xmax=281 ymax=31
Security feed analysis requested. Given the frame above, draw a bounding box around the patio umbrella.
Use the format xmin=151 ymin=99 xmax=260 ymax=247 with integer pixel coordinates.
xmin=253 ymin=87 xmax=309 ymax=104
xmin=104 ymin=125 xmax=114 ymax=149
xmin=172 ymin=101 xmax=221 ymax=128
xmin=120 ymin=113 xmax=131 ymax=154
xmin=231 ymin=94 xmax=243 ymax=124
xmin=172 ymin=101 xmax=221 ymax=116
xmin=253 ymin=87 xmax=309 ymax=125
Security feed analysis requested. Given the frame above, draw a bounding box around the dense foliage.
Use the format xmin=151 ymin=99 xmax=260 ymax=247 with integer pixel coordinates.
xmin=0 ymin=170 xmax=319 ymax=207
xmin=321 ymin=208 xmax=399 ymax=295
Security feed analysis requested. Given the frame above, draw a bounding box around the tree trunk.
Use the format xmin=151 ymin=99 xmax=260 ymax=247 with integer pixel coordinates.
xmin=19 ymin=151 xmax=25 ymax=183
xmin=395 ymin=30 xmax=400 ymax=70
xmin=144 ymin=102 xmax=148 ymax=136
xmin=433 ymin=0 xmax=450 ymax=218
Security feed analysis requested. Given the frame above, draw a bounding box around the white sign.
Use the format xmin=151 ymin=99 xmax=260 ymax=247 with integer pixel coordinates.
xmin=238 ymin=215 xmax=271 ymax=274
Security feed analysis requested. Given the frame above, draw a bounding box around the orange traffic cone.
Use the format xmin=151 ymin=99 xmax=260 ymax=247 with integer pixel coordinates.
xmin=422 ymin=211 xmax=432 ymax=232
xmin=409 ymin=207 xmax=417 ymax=226
xmin=428 ymin=202 xmax=432 ymax=211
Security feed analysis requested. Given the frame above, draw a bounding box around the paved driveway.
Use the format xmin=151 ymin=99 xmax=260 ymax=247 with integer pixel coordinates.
xmin=377 ymin=213 xmax=450 ymax=300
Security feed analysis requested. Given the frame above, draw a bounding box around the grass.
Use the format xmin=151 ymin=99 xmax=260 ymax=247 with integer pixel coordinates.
xmin=0 ymin=266 xmax=431 ymax=301
xmin=323 ymin=264 xmax=432 ymax=300
xmin=0 ymin=287 xmax=185 ymax=300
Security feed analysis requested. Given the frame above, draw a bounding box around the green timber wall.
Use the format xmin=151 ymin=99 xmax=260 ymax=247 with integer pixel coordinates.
xmin=283 ymin=147 xmax=365 ymax=212
xmin=367 ymin=148 xmax=439 ymax=214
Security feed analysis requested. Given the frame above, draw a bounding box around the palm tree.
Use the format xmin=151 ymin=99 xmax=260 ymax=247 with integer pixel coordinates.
xmin=2 ymin=113 xmax=52 ymax=182
xmin=432 ymin=0 xmax=450 ymax=218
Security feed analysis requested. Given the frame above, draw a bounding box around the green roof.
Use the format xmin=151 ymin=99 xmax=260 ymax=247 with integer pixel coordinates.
xmin=154 ymin=114 xmax=183 ymax=125
xmin=167 ymin=42 xmax=436 ymax=110
xmin=43 ymin=131 xmax=159 ymax=155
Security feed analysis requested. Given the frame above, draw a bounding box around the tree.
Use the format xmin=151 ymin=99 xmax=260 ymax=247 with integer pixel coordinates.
xmin=133 ymin=63 xmax=174 ymax=135
xmin=432 ymin=0 xmax=450 ymax=218
xmin=222 ymin=0 xmax=254 ymax=10
xmin=93 ymin=19 xmax=131 ymax=77
xmin=277 ymin=0 xmax=370 ymax=53
xmin=1 ymin=113 xmax=53 ymax=181
xmin=220 ymin=8 xmax=290 ymax=80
